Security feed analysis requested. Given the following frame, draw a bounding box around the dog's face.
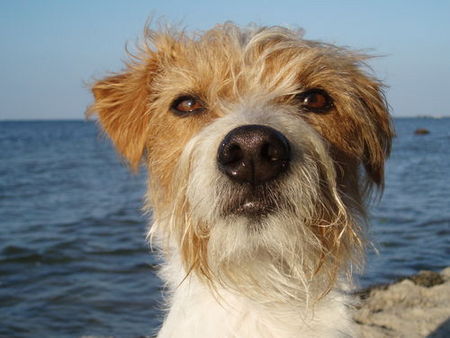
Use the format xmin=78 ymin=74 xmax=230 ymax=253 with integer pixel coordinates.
xmin=90 ymin=24 xmax=393 ymax=299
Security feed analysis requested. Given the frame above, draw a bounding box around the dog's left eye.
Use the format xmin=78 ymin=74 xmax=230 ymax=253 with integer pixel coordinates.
xmin=296 ymin=89 xmax=333 ymax=113
xmin=171 ymin=95 xmax=206 ymax=116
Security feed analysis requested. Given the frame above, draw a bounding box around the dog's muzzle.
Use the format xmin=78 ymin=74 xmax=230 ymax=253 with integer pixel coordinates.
xmin=217 ymin=125 xmax=291 ymax=217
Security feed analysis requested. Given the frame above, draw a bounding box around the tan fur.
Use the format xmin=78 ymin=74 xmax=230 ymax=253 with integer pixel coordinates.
xmin=88 ymin=23 xmax=393 ymax=304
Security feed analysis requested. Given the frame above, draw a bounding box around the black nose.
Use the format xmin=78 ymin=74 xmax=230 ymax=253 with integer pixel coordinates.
xmin=217 ymin=125 xmax=291 ymax=185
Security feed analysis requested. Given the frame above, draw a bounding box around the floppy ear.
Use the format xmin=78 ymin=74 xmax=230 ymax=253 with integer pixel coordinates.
xmin=356 ymin=77 xmax=394 ymax=188
xmin=89 ymin=65 xmax=154 ymax=170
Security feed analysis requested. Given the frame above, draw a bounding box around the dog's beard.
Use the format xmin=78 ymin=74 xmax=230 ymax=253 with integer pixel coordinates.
xmin=203 ymin=158 xmax=341 ymax=304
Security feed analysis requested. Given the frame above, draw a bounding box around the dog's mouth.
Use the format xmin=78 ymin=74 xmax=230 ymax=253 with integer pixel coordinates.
xmin=222 ymin=184 xmax=280 ymax=218
xmin=234 ymin=199 xmax=276 ymax=216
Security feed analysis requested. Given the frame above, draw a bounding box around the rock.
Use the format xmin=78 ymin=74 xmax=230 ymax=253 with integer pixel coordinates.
xmin=405 ymin=270 xmax=445 ymax=287
xmin=354 ymin=268 xmax=450 ymax=337
xmin=414 ymin=128 xmax=430 ymax=135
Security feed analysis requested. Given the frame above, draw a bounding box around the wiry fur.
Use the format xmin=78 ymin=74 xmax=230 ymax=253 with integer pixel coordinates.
xmin=88 ymin=22 xmax=393 ymax=337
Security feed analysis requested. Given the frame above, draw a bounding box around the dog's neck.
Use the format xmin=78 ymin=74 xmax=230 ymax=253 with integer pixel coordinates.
xmin=156 ymin=250 xmax=357 ymax=338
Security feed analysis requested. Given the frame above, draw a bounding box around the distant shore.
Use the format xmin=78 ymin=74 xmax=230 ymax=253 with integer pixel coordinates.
xmin=354 ymin=267 xmax=450 ymax=337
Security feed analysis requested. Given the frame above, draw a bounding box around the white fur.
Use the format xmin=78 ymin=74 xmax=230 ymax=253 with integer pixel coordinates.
xmin=157 ymin=254 xmax=356 ymax=338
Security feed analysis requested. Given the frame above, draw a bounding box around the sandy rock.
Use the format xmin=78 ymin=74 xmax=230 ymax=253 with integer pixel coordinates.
xmin=354 ymin=268 xmax=450 ymax=337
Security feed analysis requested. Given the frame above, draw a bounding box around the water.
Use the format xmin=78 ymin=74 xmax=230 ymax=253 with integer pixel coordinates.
xmin=0 ymin=118 xmax=449 ymax=337
xmin=364 ymin=118 xmax=450 ymax=284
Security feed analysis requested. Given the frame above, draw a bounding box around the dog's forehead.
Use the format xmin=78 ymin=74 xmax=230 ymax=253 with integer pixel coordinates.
xmin=153 ymin=28 xmax=356 ymax=100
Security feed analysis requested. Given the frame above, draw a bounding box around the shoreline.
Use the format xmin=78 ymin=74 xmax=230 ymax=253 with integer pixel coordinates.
xmin=354 ymin=267 xmax=450 ymax=337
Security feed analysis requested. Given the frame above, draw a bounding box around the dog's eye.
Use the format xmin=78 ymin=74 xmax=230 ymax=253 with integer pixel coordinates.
xmin=296 ymin=89 xmax=333 ymax=113
xmin=171 ymin=95 xmax=206 ymax=116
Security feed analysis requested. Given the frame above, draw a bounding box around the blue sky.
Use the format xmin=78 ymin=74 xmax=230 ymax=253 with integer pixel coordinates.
xmin=1 ymin=0 xmax=449 ymax=119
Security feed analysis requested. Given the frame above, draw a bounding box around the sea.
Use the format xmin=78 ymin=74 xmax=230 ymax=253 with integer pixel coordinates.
xmin=0 ymin=118 xmax=449 ymax=337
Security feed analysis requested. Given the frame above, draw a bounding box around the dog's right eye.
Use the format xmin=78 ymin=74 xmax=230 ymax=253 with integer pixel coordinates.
xmin=296 ymin=88 xmax=333 ymax=113
xmin=170 ymin=95 xmax=206 ymax=116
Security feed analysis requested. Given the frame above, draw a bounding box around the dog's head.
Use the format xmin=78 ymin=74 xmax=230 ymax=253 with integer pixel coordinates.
xmin=89 ymin=23 xmax=393 ymax=300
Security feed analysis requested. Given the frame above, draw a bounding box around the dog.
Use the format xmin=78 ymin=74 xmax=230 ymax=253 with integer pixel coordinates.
xmin=89 ymin=23 xmax=393 ymax=337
